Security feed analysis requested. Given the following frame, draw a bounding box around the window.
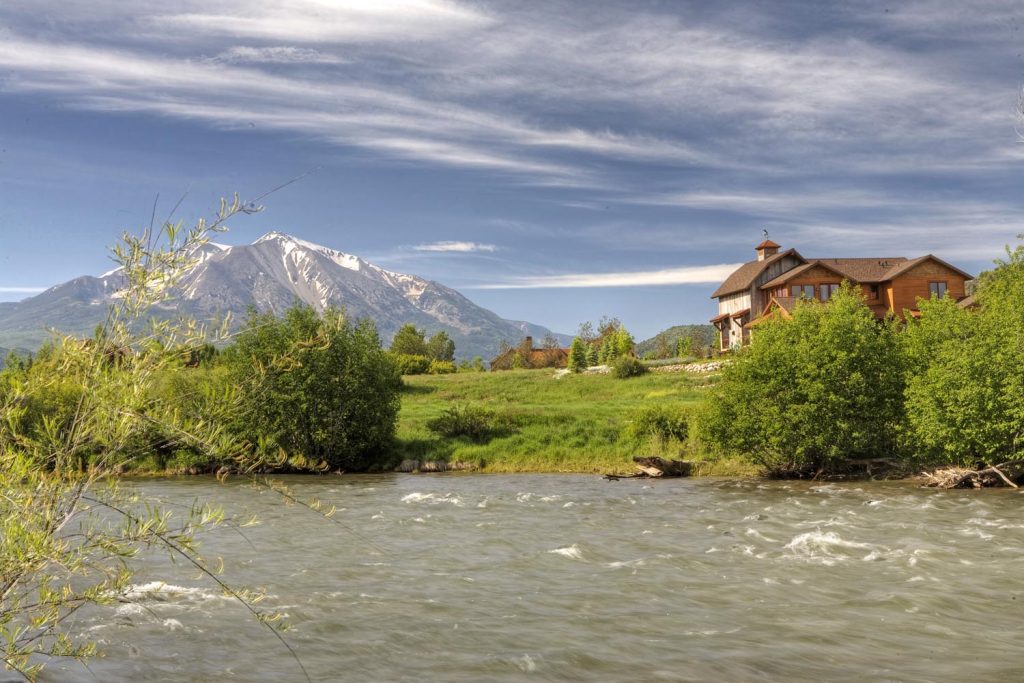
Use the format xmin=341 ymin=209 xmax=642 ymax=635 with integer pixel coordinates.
xmin=790 ymin=284 xmax=814 ymax=299
xmin=820 ymin=284 xmax=840 ymax=301
xmin=868 ymin=285 xmax=879 ymax=300
xmin=929 ymin=281 xmax=948 ymax=298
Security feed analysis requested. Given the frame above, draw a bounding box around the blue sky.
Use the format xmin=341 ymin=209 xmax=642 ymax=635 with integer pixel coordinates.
xmin=1 ymin=0 xmax=1022 ymax=338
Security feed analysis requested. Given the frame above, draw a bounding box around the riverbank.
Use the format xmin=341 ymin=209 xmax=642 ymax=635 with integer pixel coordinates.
xmin=395 ymin=367 xmax=757 ymax=476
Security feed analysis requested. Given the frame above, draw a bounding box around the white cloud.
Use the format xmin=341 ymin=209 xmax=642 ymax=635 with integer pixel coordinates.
xmin=209 ymin=46 xmax=346 ymax=64
xmin=468 ymin=264 xmax=743 ymax=289
xmin=413 ymin=241 xmax=498 ymax=253
xmin=0 ymin=286 xmax=47 ymax=293
xmin=152 ymin=0 xmax=493 ymax=43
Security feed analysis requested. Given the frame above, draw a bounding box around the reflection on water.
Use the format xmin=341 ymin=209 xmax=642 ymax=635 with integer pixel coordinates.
xmin=53 ymin=475 xmax=1024 ymax=682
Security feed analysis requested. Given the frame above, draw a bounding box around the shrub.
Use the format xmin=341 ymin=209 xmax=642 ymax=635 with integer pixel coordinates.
xmin=226 ymin=305 xmax=402 ymax=471
xmin=697 ymin=283 xmax=904 ymax=476
xmin=392 ymin=353 xmax=431 ymax=375
xmin=425 ymin=404 xmax=512 ymax=442
xmin=612 ymin=355 xmax=647 ymax=378
xmin=428 ymin=360 xmax=457 ymax=374
xmin=458 ymin=356 xmax=486 ymax=372
xmin=902 ymin=241 xmax=1024 ymax=467
xmin=628 ymin=404 xmax=690 ymax=447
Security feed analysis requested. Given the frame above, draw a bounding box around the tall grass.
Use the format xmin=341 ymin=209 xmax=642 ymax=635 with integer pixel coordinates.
xmin=395 ymin=368 xmax=754 ymax=475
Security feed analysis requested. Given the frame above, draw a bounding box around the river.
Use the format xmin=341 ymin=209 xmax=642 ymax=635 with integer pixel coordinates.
xmin=50 ymin=474 xmax=1024 ymax=682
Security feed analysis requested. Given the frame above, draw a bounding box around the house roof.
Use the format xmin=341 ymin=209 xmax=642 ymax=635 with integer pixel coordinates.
xmin=756 ymin=239 xmax=781 ymax=249
xmin=758 ymin=254 xmax=974 ymax=291
xmin=730 ymin=308 xmax=751 ymax=319
xmin=760 ymin=257 xmax=910 ymax=289
xmin=710 ymin=248 xmax=803 ymax=298
xmin=709 ymin=312 xmax=731 ymax=324
xmin=881 ymin=254 xmax=973 ymax=281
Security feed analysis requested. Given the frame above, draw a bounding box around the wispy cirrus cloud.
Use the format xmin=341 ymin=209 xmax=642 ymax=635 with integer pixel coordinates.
xmin=209 ymin=46 xmax=347 ymax=65
xmin=413 ymin=241 xmax=498 ymax=253
xmin=152 ymin=0 xmax=492 ymax=43
xmin=468 ymin=264 xmax=742 ymax=289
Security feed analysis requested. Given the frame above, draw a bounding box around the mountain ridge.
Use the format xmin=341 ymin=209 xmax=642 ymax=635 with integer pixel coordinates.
xmin=0 ymin=232 xmax=569 ymax=359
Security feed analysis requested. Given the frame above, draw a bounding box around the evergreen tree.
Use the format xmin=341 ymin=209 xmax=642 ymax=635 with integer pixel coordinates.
xmin=568 ymin=337 xmax=588 ymax=373
xmin=585 ymin=343 xmax=599 ymax=367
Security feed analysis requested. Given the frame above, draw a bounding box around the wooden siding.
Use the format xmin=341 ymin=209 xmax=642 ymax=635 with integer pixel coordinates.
xmin=886 ymin=261 xmax=967 ymax=314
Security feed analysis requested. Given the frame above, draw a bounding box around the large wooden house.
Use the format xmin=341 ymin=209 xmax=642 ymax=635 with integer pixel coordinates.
xmin=710 ymin=239 xmax=972 ymax=350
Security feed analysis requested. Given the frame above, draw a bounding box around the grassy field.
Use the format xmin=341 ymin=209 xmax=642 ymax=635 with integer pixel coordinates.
xmin=394 ymin=368 xmax=756 ymax=475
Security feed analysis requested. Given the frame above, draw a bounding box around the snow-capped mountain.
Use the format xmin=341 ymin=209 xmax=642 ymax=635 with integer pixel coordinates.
xmin=0 ymin=231 xmax=568 ymax=359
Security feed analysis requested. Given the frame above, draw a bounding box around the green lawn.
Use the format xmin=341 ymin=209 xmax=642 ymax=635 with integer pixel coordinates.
xmin=394 ymin=368 xmax=755 ymax=475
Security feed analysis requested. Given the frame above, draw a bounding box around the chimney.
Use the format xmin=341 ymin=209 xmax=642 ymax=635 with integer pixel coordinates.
xmin=755 ymin=239 xmax=781 ymax=261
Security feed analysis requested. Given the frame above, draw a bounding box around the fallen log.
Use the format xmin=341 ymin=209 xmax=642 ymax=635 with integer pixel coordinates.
xmin=632 ymin=456 xmax=693 ymax=478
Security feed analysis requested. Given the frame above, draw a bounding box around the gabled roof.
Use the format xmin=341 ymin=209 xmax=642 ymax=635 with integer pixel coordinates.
xmin=710 ymin=248 xmax=803 ymax=298
xmin=760 ymin=257 xmax=910 ymax=289
xmin=756 ymin=239 xmax=781 ymax=249
xmin=881 ymin=254 xmax=973 ymax=281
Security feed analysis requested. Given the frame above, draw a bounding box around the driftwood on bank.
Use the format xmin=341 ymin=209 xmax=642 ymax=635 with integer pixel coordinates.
xmin=921 ymin=461 xmax=1024 ymax=489
xmin=604 ymin=457 xmax=693 ymax=480
xmin=395 ymin=459 xmax=476 ymax=473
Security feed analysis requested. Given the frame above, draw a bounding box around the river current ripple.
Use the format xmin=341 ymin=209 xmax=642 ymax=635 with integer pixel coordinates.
xmin=54 ymin=475 xmax=1024 ymax=682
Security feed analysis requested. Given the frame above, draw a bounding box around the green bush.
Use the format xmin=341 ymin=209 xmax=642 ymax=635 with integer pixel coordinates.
xmin=697 ymin=283 xmax=904 ymax=476
xmin=902 ymin=242 xmax=1024 ymax=467
xmin=426 ymin=404 xmax=511 ymax=442
xmin=392 ymin=353 xmax=431 ymax=375
xmin=226 ymin=305 xmax=402 ymax=471
xmin=428 ymin=360 xmax=457 ymax=375
xmin=612 ymin=355 xmax=648 ymax=378
xmin=628 ymin=404 xmax=690 ymax=446
xmin=458 ymin=357 xmax=486 ymax=372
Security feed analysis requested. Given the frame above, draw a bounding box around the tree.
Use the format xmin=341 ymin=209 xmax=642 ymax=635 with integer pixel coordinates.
xmin=697 ymin=283 xmax=905 ymax=475
xmin=540 ymin=334 xmax=560 ymax=350
xmin=585 ymin=342 xmax=599 ymax=367
xmin=614 ymin=327 xmax=635 ymax=358
xmin=390 ymin=323 xmax=427 ymax=356
xmin=227 ymin=305 xmax=401 ymax=472
xmin=425 ymin=330 xmax=455 ymax=361
xmin=567 ymin=337 xmax=588 ymax=373
xmin=655 ymin=335 xmax=671 ymax=359
xmin=676 ymin=335 xmax=694 ymax=359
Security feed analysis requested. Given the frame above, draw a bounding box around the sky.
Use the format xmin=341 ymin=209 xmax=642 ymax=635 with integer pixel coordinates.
xmin=1 ymin=0 xmax=1022 ymax=339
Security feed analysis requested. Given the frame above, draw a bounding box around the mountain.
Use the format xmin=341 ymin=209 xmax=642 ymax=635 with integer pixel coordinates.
xmin=636 ymin=324 xmax=718 ymax=359
xmin=0 ymin=232 xmax=569 ymax=360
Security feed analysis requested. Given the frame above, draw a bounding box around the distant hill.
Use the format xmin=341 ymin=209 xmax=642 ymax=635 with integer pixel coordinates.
xmin=636 ymin=324 xmax=717 ymax=359
xmin=0 ymin=232 xmax=570 ymax=360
